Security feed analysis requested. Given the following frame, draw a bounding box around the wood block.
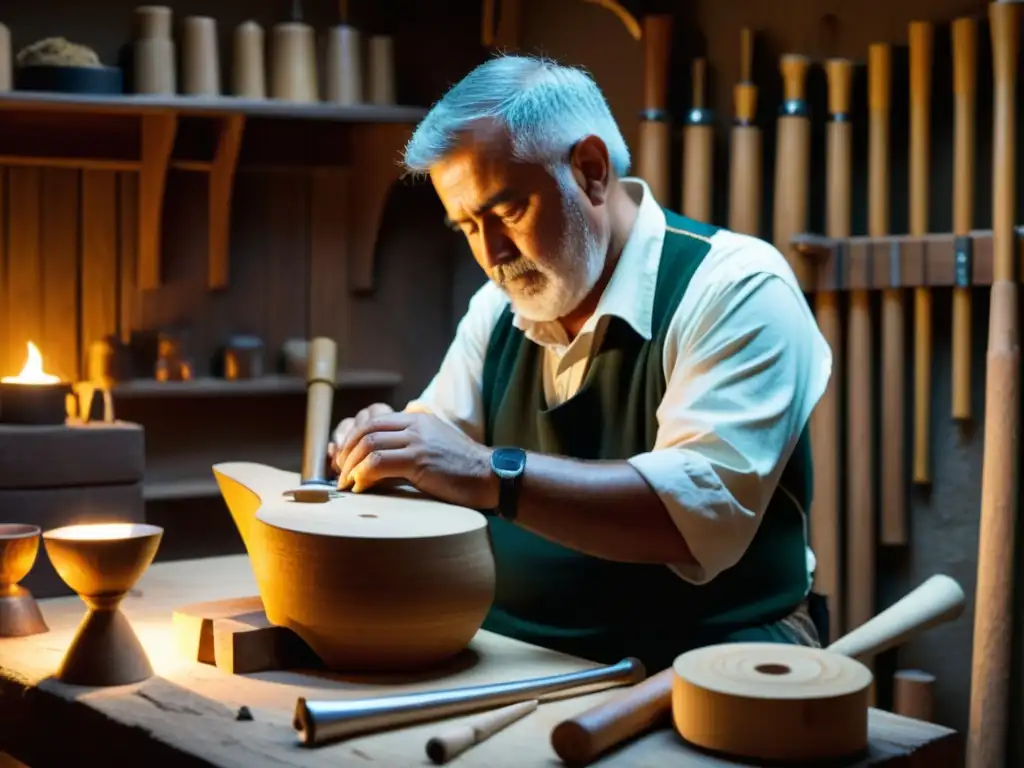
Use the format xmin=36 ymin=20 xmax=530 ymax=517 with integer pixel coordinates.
xmin=0 ymin=481 xmax=145 ymax=598
xmin=173 ymin=596 xmax=321 ymax=674
xmin=0 ymin=421 xmax=144 ymax=489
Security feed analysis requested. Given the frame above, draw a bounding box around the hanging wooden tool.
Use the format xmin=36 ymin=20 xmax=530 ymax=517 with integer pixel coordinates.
xmin=967 ymin=4 xmax=1019 ymax=767
xmin=909 ymin=20 xmax=933 ymax=488
xmin=813 ymin=57 xmax=852 ymax=642
xmin=878 ymin=43 xmax=904 ymax=546
xmin=772 ymin=54 xmax=812 ymax=288
xmin=951 ymin=17 xmax=977 ymax=422
xmin=728 ymin=28 xmax=760 ymax=236
xmin=681 ymin=58 xmax=713 ymax=222
xmin=638 ymin=15 xmax=673 ymax=205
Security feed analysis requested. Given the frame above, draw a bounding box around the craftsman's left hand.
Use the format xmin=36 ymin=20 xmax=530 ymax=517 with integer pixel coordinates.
xmin=333 ymin=412 xmax=498 ymax=510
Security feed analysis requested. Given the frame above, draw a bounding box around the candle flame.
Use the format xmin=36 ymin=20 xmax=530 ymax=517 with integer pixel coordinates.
xmin=2 ymin=342 xmax=60 ymax=384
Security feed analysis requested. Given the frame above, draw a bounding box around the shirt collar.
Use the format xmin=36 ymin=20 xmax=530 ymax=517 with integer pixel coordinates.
xmin=512 ymin=177 xmax=666 ymax=348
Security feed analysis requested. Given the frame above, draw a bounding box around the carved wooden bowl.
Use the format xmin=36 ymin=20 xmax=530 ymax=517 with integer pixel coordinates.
xmin=212 ymin=462 xmax=496 ymax=672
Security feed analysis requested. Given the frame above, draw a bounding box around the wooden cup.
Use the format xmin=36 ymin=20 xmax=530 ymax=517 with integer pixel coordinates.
xmin=133 ymin=5 xmax=175 ymax=94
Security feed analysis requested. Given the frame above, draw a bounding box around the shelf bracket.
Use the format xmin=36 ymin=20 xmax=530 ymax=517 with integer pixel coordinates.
xmin=208 ymin=114 xmax=246 ymax=290
xmin=138 ymin=112 xmax=178 ymax=291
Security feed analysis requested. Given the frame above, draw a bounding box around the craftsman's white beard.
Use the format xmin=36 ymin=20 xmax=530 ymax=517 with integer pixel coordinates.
xmin=494 ymin=168 xmax=607 ymax=323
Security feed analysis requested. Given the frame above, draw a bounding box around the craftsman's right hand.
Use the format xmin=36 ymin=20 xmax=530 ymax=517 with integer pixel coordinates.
xmin=327 ymin=403 xmax=395 ymax=475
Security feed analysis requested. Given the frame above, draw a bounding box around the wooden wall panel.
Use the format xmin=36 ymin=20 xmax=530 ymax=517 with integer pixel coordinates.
xmin=80 ymin=170 xmax=119 ymax=376
xmin=5 ymin=169 xmax=43 ymax=377
xmin=39 ymin=169 xmax=80 ymax=383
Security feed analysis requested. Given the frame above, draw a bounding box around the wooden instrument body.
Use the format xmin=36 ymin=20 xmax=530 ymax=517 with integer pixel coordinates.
xmin=212 ymin=461 xmax=496 ymax=672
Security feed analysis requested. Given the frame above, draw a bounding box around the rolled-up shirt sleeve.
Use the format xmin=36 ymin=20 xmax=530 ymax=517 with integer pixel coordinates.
xmin=628 ymin=258 xmax=832 ymax=584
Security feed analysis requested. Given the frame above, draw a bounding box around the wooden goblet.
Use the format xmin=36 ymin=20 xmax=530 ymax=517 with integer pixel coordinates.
xmin=0 ymin=524 xmax=48 ymax=637
xmin=42 ymin=522 xmax=163 ymax=686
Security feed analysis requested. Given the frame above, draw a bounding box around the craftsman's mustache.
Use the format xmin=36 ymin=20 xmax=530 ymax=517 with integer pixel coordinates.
xmin=492 ymin=258 xmax=540 ymax=285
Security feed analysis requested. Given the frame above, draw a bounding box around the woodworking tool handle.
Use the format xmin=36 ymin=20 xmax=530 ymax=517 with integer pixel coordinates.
xmin=728 ymin=28 xmax=761 ymax=235
xmin=772 ymin=54 xmax=811 ymax=287
xmin=909 ymin=20 xmax=934 ymax=486
xmin=952 ymin=17 xmax=977 ymax=421
xmin=637 ymin=15 xmax=673 ymax=205
xmin=682 ymin=58 xmax=713 ymax=222
xmin=301 ymin=337 xmax=337 ymax=485
xmin=426 ymin=700 xmax=537 ymax=764
xmin=550 ymin=574 xmax=965 ymax=767
xmin=968 ymin=4 xmax=1020 ymax=767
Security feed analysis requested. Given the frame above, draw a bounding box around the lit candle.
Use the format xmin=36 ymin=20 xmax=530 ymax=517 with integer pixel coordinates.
xmin=0 ymin=342 xmax=73 ymax=425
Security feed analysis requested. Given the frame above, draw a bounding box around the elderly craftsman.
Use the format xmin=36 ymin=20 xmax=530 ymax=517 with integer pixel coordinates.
xmin=329 ymin=55 xmax=831 ymax=672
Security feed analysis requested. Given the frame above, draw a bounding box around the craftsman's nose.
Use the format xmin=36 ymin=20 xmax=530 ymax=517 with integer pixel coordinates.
xmin=480 ymin=220 xmax=517 ymax=269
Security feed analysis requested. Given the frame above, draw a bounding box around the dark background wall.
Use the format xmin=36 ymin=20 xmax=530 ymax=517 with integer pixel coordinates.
xmin=2 ymin=0 xmax=1022 ymax=760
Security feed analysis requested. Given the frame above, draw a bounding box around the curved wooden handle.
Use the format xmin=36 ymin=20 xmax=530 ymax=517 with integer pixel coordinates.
xmin=827 ymin=574 xmax=965 ymax=659
xmin=301 ymin=336 xmax=338 ymax=484
xmin=642 ymin=15 xmax=673 ymax=111
xmin=826 ymin=58 xmax=854 ymax=116
xmin=780 ymin=54 xmax=809 ymax=102
xmin=691 ymin=57 xmax=706 ymax=109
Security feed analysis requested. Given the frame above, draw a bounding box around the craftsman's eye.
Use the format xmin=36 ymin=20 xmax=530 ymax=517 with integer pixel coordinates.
xmin=498 ymin=201 xmax=527 ymax=223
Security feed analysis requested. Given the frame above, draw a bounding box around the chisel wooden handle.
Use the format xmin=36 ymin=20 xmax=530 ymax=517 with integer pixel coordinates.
xmin=550 ymin=575 xmax=965 ymax=767
xmin=728 ymin=28 xmax=760 ymax=235
xmin=951 ymin=17 xmax=977 ymax=422
xmin=301 ymin=337 xmax=337 ymax=485
xmin=637 ymin=15 xmax=673 ymax=206
xmin=909 ymin=20 xmax=933 ymax=486
xmin=968 ymin=5 xmax=1019 ymax=767
xmin=681 ymin=58 xmax=713 ymax=223
xmin=772 ymin=54 xmax=811 ymax=287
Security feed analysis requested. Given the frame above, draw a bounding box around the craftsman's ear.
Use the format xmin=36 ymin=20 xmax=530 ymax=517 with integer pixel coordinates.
xmin=569 ymin=135 xmax=610 ymax=204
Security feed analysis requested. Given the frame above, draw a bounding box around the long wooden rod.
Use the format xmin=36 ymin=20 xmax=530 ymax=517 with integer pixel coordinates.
xmin=951 ymin=18 xmax=977 ymax=421
xmin=967 ymin=4 xmax=1019 ymax=766
xmin=909 ymin=21 xmax=933 ymax=487
xmin=681 ymin=58 xmax=713 ymax=223
xmin=772 ymin=54 xmax=812 ymax=288
xmin=637 ymin=15 xmax=673 ymax=206
xmin=728 ymin=28 xmax=761 ymax=236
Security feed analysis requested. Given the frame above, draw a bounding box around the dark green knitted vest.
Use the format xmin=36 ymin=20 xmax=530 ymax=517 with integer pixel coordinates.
xmin=480 ymin=209 xmax=813 ymax=672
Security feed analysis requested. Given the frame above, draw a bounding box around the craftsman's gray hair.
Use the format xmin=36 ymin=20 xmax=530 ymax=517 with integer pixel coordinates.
xmin=401 ymin=54 xmax=631 ymax=178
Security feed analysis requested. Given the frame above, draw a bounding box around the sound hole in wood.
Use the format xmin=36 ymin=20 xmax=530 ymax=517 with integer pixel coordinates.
xmin=755 ymin=663 xmax=791 ymax=676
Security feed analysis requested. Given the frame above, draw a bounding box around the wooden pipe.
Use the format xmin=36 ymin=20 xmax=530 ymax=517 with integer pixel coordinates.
xmin=878 ymin=40 xmax=905 ymax=547
xmin=637 ymin=15 xmax=673 ymax=206
xmin=550 ymin=575 xmax=965 ymax=766
xmin=813 ymin=57 xmax=852 ymax=643
xmin=300 ymin=337 xmax=338 ymax=486
xmin=967 ymin=4 xmax=1019 ymax=767
xmin=951 ymin=17 xmax=977 ymax=422
xmin=681 ymin=58 xmax=713 ymax=223
xmin=909 ymin=20 xmax=933 ymax=487
xmin=728 ymin=28 xmax=761 ymax=236
xmin=772 ymin=54 xmax=812 ymax=287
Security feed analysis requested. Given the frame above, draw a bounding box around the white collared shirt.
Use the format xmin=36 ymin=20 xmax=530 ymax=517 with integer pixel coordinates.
xmin=407 ymin=178 xmax=831 ymax=586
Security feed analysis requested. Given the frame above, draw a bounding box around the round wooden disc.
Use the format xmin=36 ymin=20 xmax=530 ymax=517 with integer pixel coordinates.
xmin=672 ymin=642 xmax=873 ymax=762
xmin=258 ymin=488 xmax=487 ymax=539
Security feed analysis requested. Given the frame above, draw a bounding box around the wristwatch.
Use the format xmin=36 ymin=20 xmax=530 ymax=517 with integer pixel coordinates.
xmin=489 ymin=446 xmax=526 ymax=521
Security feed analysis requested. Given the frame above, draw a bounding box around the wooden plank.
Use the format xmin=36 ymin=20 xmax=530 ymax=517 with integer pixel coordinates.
xmin=5 ymin=168 xmax=42 ymax=376
xmin=119 ymin=172 xmax=140 ymax=345
xmin=39 ymin=169 xmax=81 ymax=383
xmin=80 ymin=170 xmax=119 ymax=375
xmin=0 ymin=556 xmax=960 ymax=768
xmin=309 ymin=168 xmax=351 ymax=357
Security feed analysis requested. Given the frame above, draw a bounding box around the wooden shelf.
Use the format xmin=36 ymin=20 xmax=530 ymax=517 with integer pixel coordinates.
xmin=113 ymin=370 xmax=401 ymax=399
xmin=0 ymin=91 xmax=426 ymax=293
xmin=0 ymin=91 xmax=429 ymax=123
xmin=794 ymin=227 xmax=1024 ymax=291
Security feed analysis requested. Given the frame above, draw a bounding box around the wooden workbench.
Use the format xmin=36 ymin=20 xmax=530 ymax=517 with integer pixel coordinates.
xmin=0 ymin=555 xmax=961 ymax=767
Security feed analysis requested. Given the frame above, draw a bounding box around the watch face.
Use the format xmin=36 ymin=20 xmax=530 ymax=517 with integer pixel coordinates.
xmin=493 ymin=447 xmax=525 ymax=474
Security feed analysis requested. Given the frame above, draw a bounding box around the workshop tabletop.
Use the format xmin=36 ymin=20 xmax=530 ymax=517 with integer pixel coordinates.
xmin=0 ymin=555 xmax=960 ymax=767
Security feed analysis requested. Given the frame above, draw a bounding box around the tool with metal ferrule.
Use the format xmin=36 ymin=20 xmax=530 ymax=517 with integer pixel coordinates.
xmin=637 ymin=14 xmax=673 ymax=206
xmin=681 ymin=57 xmax=713 ymax=223
xmin=968 ymin=4 xmax=1019 ymax=766
xmin=772 ymin=54 xmax=812 ymax=288
xmin=951 ymin=17 xmax=977 ymax=423
xmin=909 ymin=20 xmax=934 ymax=487
xmin=728 ymin=28 xmax=761 ymax=236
